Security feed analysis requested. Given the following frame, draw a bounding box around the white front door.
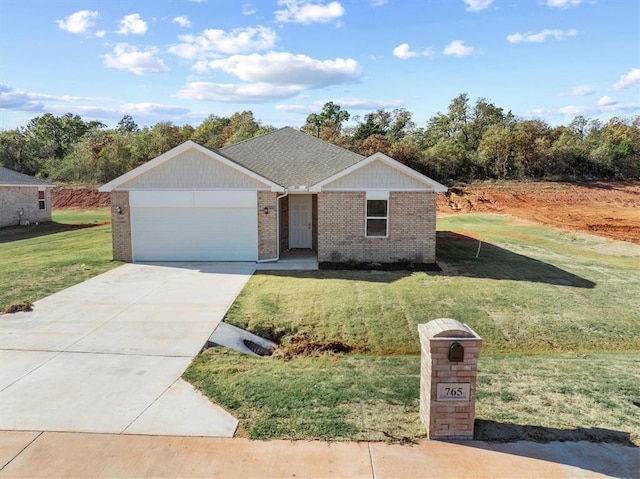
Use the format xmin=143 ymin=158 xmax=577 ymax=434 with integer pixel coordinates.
xmin=289 ymin=195 xmax=312 ymax=248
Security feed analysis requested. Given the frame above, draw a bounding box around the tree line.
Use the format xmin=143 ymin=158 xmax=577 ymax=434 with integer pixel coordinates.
xmin=1 ymin=94 xmax=638 ymax=184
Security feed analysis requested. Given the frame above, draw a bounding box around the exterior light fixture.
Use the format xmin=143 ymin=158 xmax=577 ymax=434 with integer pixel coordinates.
xmin=116 ymin=206 xmax=123 ymax=214
xmin=263 ymin=206 xmax=269 ymax=214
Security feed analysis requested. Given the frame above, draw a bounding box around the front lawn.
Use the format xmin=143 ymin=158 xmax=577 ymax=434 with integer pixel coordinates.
xmin=185 ymin=214 xmax=640 ymax=444
xmin=0 ymin=208 xmax=119 ymax=311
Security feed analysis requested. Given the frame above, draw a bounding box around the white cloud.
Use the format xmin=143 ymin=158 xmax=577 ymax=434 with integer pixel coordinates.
xmin=567 ymin=84 xmax=594 ymax=97
xmin=597 ymin=96 xmax=617 ymax=106
xmin=195 ymin=52 xmax=362 ymax=87
xmin=547 ymin=0 xmax=583 ymax=8
xmin=56 ymin=10 xmax=99 ymax=35
xmin=176 ymin=82 xmax=304 ymax=102
xmin=0 ymin=85 xmax=192 ymax=125
xmin=117 ymin=13 xmax=148 ymax=35
xmin=172 ymin=16 xmax=191 ymax=28
xmin=556 ymin=103 xmax=638 ymax=116
xmin=95 ymin=30 xmax=106 ymax=38
xmin=102 ymin=44 xmax=170 ymax=75
xmin=275 ymin=98 xmax=403 ymax=116
xmin=274 ymin=0 xmax=345 ymax=24
xmin=443 ymin=40 xmax=475 ymax=57
xmin=169 ymin=26 xmax=277 ymax=60
xmin=121 ymin=102 xmax=190 ymax=116
xmin=507 ymin=28 xmax=577 ymax=44
xmin=613 ymin=68 xmax=640 ymax=90
xmin=178 ymin=52 xmax=361 ymax=103
xmin=392 ymin=43 xmax=433 ymax=60
xmin=242 ymin=3 xmax=257 ymax=15
xmin=370 ymin=0 xmax=388 ymax=6
xmin=464 ymin=0 xmax=493 ymax=12
xmin=275 ymin=104 xmax=309 ymax=113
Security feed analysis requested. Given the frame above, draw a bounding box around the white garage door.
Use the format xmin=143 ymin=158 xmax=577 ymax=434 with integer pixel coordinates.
xmin=130 ymin=191 xmax=258 ymax=262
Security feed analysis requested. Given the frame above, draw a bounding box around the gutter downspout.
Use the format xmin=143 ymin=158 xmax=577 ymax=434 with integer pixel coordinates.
xmin=257 ymin=188 xmax=289 ymax=263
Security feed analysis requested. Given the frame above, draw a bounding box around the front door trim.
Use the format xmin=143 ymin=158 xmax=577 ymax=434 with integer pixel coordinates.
xmin=289 ymin=194 xmax=312 ymax=249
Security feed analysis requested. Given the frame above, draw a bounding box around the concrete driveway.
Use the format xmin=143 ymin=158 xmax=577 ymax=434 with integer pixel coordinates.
xmin=0 ymin=262 xmax=255 ymax=437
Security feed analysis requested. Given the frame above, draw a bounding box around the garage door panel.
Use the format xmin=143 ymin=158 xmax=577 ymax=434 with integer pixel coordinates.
xmin=131 ymin=207 xmax=258 ymax=261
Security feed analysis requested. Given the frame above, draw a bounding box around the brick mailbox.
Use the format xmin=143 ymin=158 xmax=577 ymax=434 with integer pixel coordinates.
xmin=419 ymin=318 xmax=482 ymax=440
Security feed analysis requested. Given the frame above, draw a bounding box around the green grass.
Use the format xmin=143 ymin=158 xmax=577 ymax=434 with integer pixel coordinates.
xmin=0 ymin=208 xmax=119 ymax=310
xmin=185 ymin=214 xmax=640 ymax=443
xmin=223 ymin=215 xmax=640 ymax=354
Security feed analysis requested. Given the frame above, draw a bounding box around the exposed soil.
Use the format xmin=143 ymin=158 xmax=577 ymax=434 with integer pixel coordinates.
xmin=51 ymin=186 xmax=110 ymax=208
xmin=273 ymin=333 xmax=360 ymax=359
xmin=437 ymin=181 xmax=640 ymax=245
xmin=51 ymin=182 xmax=640 ymax=244
xmin=1 ymin=301 xmax=33 ymax=315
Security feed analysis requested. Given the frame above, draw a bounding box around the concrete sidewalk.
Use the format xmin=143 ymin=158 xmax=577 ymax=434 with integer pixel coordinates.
xmin=1 ymin=431 xmax=637 ymax=478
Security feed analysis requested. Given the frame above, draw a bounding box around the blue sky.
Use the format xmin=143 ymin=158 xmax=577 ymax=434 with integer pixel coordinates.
xmin=1 ymin=0 xmax=638 ymax=130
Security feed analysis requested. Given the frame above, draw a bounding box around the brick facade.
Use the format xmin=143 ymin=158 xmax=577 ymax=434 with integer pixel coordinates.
xmin=279 ymin=195 xmax=289 ymax=252
xmin=110 ymin=191 xmax=132 ymax=262
xmin=418 ymin=321 xmax=482 ymax=440
xmin=0 ymin=186 xmax=52 ymax=228
xmin=317 ymin=191 xmax=437 ymax=263
xmin=258 ymin=191 xmax=278 ymax=260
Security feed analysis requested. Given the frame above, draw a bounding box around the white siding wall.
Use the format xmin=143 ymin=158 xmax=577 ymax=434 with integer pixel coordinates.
xmin=323 ymin=159 xmax=430 ymax=190
xmin=120 ymin=150 xmax=271 ymax=189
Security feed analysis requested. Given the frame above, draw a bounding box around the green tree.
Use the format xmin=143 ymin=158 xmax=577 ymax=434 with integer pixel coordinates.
xmin=304 ymin=101 xmax=350 ymax=139
xmin=117 ymin=115 xmax=139 ymax=134
xmin=191 ymin=114 xmax=231 ymax=149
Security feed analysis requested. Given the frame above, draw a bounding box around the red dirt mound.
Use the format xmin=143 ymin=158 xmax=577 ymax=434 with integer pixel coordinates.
xmin=437 ymin=181 xmax=640 ymax=245
xmin=51 ymin=187 xmax=110 ymax=208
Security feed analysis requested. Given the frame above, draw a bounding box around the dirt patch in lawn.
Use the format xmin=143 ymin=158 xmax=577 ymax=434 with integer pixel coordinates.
xmin=1 ymin=301 xmax=33 ymax=314
xmin=437 ymin=181 xmax=640 ymax=244
xmin=274 ymin=333 xmax=362 ymax=359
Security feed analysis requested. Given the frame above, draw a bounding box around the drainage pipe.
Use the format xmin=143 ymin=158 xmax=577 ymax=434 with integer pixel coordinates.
xmin=257 ymin=188 xmax=289 ymax=263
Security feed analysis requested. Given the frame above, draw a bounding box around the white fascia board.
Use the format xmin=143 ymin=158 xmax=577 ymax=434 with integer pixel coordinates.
xmin=308 ymin=152 xmax=448 ymax=193
xmin=0 ymin=183 xmax=56 ymax=187
xmin=98 ymin=140 xmax=282 ymax=192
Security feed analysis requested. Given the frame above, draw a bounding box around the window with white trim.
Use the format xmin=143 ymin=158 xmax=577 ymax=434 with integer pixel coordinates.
xmin=38 ymin=189 xmax=46 ymax=210
xmin=365 ymin=191 xmax=389 ymax=237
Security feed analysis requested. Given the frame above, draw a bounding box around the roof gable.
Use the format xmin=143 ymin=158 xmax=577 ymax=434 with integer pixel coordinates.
xmin=220 ymin=127 xmax=364 ymax=187
xmin=99 ymin=141 xmax=280 ymax=192
xmin=310 ymin=153 xmax=448 ymax=192
xmin=0 ymin=167 xmax=55 ymax=187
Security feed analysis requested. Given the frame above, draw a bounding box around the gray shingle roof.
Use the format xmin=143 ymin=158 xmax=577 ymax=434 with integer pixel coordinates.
xmin=0 ymin=167 xmax=55 ymax=187
xmin=219 ymin=127 xmax=364 ymax=187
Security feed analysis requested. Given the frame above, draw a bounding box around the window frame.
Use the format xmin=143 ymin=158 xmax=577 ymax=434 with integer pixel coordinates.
xmin=38 ymin=188 xmax=46 ymax=210
xmin=365 ymin=191 xmax=389 ymax=238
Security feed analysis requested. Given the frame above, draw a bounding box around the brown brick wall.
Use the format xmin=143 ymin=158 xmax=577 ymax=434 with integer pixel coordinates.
xmin=258 ymin=191 xmax=278 ymax=260
xmin=317 ymin=191 xmax=437 ymax=263
xmin=0 ymin=186 xmax=52 ymax=228
xmin=279 ymin=195 xmax=289 ymax=252
xmin=110 ymin=191 xmax=132 ymax=262
xmin=312 ymin=194 xmax=318 ymax=252
xmin=419 ymin=329 xmax=482 ymax=440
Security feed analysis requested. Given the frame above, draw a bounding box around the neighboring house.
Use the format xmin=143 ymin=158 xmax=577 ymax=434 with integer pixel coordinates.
xmin=0 ymin=167 xmax=55 ymax=228
xmin=99 ymin=127 xmax=447 ymax=264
